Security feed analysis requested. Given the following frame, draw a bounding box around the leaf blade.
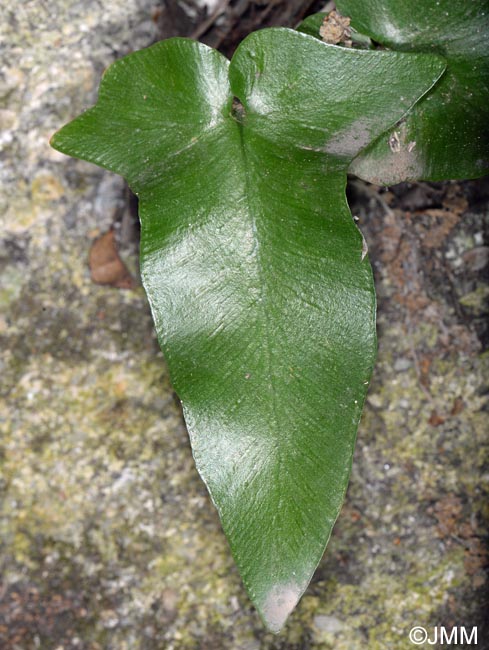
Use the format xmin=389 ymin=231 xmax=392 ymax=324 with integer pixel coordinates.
xmin=336 ymin=0 xmax=489 ymax=182
xmin=50 ymin=31 xmax=445 ymax=631
xmin=50 ymin=38 xmax=233 ymax=190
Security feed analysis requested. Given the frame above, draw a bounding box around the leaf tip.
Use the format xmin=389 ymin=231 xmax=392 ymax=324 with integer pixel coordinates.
xmin=49 ymin=127 xmax=68 ymax=154
xmin=258 ymin=581 xmax=303 ymax=634
xmin=49 ymin=130 xmax=60 ymax=149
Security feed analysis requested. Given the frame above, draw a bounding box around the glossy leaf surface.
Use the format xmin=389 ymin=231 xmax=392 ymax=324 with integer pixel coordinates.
xmin=336 ymin=0 xmax=489 ymax=183
xmin=50 ymin=30 xmax=444 ymax=631
xmin=296 ymin=11 xmax=326 ymax=38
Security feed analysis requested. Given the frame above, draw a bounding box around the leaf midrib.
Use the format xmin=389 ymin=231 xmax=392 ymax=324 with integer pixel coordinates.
xmin=234 ymin=112 xmax=285 ymax=451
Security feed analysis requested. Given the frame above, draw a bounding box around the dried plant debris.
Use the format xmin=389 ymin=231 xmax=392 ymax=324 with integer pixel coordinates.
xmin=320 ymin=10 xmax=352 ymax=46
xmin=89 ymin=229 xmax=136 ymax=289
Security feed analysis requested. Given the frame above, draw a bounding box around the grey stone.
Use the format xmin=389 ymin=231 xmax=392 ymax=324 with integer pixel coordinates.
xmin=313 ymin=614 xmax=345 ymax=633
xmin=393 ymin=357 xmax=412 ymax=372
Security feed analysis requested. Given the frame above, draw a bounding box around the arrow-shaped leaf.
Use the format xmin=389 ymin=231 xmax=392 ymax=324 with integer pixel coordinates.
xmin=50 ymin=30 xmax=444 ymax=631
xmin=336 ymin=0 xmax=489 ymax=183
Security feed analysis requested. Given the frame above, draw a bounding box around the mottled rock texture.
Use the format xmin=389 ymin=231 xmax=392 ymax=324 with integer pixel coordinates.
xmin=1 ymin=1 xmax=488 ymax=648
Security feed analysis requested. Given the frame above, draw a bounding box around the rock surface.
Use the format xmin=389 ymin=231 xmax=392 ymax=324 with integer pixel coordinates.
xmin=1 ymin=1 xmax=488 ymax=648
